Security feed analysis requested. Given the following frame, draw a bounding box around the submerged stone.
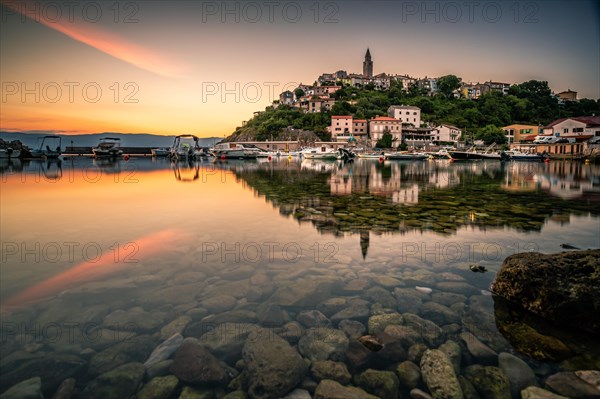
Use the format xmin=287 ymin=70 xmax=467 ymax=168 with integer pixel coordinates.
xmin=354 ymin=369 xmax=399 ymax=399
xmin=464 ymin=365 xmax=511 ymax=399
xmin=498 ymin=352 xmax=538 ymax=397
xmin=314 ymin=379 xmax=378 ymax=399
xmin=144 ymin=333 xmax=184 ymax=369
xmin=169 ymin=338 xmax=228 ymax=385
xmin=544 ymin=371 xmax=600 ymax=399
xmin=492 ymin=250 xmax=600 ymax=335
xmin=311 ymin=360 xmax=352 ymax=385
xmin=136 ymin=375 xmax=179 ymax=399
xmin=79 ymin=362 xmax=145 ymax=399
xmin=298 ymin=328 xmax=349 ymax=361
xmin=0 ymin=377 xmax=43 ymax=399
xmin=395 ymin=360 xmax=421 ymax=390
xmin=420 ymin=349 xmax=463 ymax=399
xmin=243 ymin=329 xmax=307 ymax=399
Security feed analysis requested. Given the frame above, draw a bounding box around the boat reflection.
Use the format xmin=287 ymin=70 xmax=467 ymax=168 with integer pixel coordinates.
xmin=172 ymin=159 xmax=200 ymax=182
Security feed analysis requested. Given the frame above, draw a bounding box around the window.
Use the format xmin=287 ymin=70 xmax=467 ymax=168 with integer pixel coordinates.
xmin=572 ymin=128 xmax=583 ymax=133
xmin=563 ymin=128 xmax=569 ymax=133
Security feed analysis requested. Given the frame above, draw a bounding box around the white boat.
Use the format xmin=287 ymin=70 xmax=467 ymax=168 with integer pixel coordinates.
xmin=151 ymin=148 xmax=169 ymax=157
xmin=92 ymin=137 xmax=123 ymax=158
xmin=426 ymin=149 xmax=451 ymax=159
xmin=30 ymin=135 xmax=61 ymax=159
xmin=384 ymin=152 xmax=429 ymax=160
xmin=503 ymin=150 xmax=548 ymax=162
xmin=357 ymin=152 xmax=385 ymax=159
xmin=0 ymin=148 xmax=21 ymax=159
xmin=302 ymin=146 xmax=339 ymax=160
xmin=211 ymin=142 xmax=261 ymax=159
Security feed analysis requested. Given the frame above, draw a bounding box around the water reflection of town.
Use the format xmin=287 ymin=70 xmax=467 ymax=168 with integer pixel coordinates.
xmin=502 ymin=161 xmax=600 ymax=200
xmin=328 ymin=160 xmax=499 ymax=205
xmin=329 ymin=160 xmax=459 ymax=204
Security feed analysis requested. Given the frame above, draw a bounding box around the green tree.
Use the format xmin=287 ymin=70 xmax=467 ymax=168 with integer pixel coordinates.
xmin=475 ymin=125 xmax=507 ymax=145
xmin=294 ymin=88 xmax=305 ymax=98
xmin=437 ymin=75 xmax=462 ymax=98
xmin=398 ymin=138 xmax=408 ymax=151
xmin=375 ymin=129 xmax=395 ymax=148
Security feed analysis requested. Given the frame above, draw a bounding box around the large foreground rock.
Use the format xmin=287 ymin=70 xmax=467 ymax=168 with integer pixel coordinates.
xmin=242 ymin=329 xmax=307 ymax=399
xmin=492 ymin=250 xmax=600 ymax=334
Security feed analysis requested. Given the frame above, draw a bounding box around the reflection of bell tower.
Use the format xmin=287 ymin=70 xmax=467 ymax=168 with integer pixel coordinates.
xmin=360 ymin=230 xmax=370 ymax=259
xmin=363 ymin=48 xmax=373 ymax=78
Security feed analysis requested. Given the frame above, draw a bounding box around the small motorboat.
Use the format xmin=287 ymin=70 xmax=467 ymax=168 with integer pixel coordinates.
xmin=503 ymin=150 xmax=548 ymax=162
xmin=169 ymin=135 xmax=204 ymax=160
xmin=151 ymin=148 xmax=169 ymax=157
xmin=302 ymin=146 xmax=339 ymax=160
xmin=384 ymin=152 xmax=429 ymax=160
xmin=426 ymin=149 xmax=451 ymax=159
xmin=358 ymin=152 xmax=385 ymax=159
xmin=30 ymin=135 xmax=61 ymax=159
xmin=210 ymin=142 xmax=261 ymax=159
xmin=0 ymin=148 xmax=21 ymax=159
xmin=92 ymin=137 xmax=123 ymax=158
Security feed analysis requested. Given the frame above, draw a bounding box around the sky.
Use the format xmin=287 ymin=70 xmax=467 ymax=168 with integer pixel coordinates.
xmin=1 ymin=0 xmax=599 ymax=137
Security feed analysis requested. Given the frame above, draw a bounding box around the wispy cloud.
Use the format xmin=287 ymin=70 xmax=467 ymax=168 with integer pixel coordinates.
xmin=2 ymin=0 xmax=188 ymax=78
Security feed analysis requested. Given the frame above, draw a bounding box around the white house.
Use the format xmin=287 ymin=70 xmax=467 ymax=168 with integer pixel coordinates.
xmin=542 ymin=116 xmax=600 ymax=139
xmin=432 ymin=124 xmax=461 ymax=143
xmin=388 ymin=105 xmax=421 ymax=127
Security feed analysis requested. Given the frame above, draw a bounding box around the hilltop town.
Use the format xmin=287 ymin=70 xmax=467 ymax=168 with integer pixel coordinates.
xmin=228 ymin=49 xmax=600 ymax=149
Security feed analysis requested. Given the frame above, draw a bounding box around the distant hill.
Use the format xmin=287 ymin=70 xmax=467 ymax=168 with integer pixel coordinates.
xmin=0 ymin=132 xmax=222 ymax=148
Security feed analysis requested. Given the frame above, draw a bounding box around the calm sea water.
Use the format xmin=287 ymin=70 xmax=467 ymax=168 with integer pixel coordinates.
xmin=1 ymin=156 xmax=599 ymax=396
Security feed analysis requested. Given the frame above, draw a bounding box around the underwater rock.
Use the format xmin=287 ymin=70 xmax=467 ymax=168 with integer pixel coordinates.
xmin=492 ymin=250 xmax=600 ymax=335
xmin=313 ymin=379 xmax=378 ymax=399
xmin=354 ymin=369 xmax=399 ymax=399
xmin=169 ymin=338 xmax=228 ymax=385
xmin=420 ymin=349 xmax=463 ymax=399
xmin=243 ymin=329 xmax=307 ymax=399
xmin=311 ymin=361 xmax=352 ymax=385
xmin=79 ymin=362 xmax=145 ymax=399
xmin=298 ymin=328 xmax=349 ymax=362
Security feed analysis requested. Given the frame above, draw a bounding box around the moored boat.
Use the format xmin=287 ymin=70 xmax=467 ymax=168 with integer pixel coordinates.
xmin=151 ymin=148 xmax=169 ymax=157
xmin=426 ymin=149 xmax=452 ymax=159
xmin=211 ymin=142 xmax=261 ymax=159
xmin=0 ymin=148 xmax=21 ymax=159
xmin=169 ymin=135 xmax=204 ymax=160
xmin=503 ymin=150 xmax=548 ymax=161
xmin=92 ymin=137 xmax=123 ymax=158
xmin=384 ymin=151 xmax=429 ymax=160
xmin=30 ymin=135 xmax=62 ymax=159
xmin=302 ymin=146 xmax=339 ymax=160
xmin=357 ymin=152 xmax=385 ymax=159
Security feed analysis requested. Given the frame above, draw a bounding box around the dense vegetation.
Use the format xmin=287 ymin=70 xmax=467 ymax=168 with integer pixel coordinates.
xmin=227 ymin=79 xmax=600 ymax=143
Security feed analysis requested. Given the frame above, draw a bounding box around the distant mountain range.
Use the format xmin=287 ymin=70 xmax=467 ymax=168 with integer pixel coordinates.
xmin=0 ymin=131 xmax=222 ymax=148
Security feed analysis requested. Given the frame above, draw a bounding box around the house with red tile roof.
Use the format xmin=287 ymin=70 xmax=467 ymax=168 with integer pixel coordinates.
xmin=542 ymin=116 xmax=600 ymax=140
xmin=369 ymin=116 xmax=403 ymax=147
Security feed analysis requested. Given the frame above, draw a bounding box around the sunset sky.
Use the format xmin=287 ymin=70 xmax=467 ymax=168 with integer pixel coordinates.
xmin=1 ymin=0 xmax=599 ymax=137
